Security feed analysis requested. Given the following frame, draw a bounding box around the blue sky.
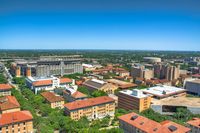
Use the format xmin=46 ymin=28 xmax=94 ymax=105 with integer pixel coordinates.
xmin=0 ymin=0 xmax=200 ymax=50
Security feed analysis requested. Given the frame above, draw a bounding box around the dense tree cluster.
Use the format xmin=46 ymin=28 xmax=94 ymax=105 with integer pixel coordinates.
xmin=140 ymin=108 xmax=200 ymax=126
xmin=11 ymin=78 xmax=122 ymax=133
xmin=12 ymin=87 xmax=123 ymax=132
xmin=1 ymin=50 xmax=200 ymax=66
xmin=63 ymin=73 xmax=85 ymax=80
xmin=77 ymin=86 xmax=108 ymax=98
xmin=13 ymin=77 xmax=26 ymax=85
xmin=0 ymin=73 xmax=7 ymax=84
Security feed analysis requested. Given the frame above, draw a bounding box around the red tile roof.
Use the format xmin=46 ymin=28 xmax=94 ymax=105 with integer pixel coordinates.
xmin=119 ymin=84 xmax=138 ymax=89
xmin=159 ymin=79 xmax=170 ymax=84
xmin=146 ymin=79 xmax=170 ymax=85
xmin=32 ymin=80 xmax=52 ymax=86
xmin=92 ymin=68 xmax=110 ymax=73
xmin=64 ymin=96 xmax=115 ymax=111
xmin=32 ymin=78 xmax=72 ymax=86
xmin=60 ymin=78 xmax=72 ymax=84
xmin=106 ymin=79 xmax=137 ymax=89
xmin=187 ymin=118 xmax=200 ymax=128
xmin=75 ymin=80 xmax=83 ymax=85
xmin=0 ymin=110 xmax=33 ymax=126
xmin=63 ymin=90 xmax=87 ymax=99
xmin=113 ymin=68 xmax=126 ymax=72
xmin=0 ymin=84 xmax=12 ymax=90
xmin=41 ymin=92 xmax=64 ymax=103
xmin=0 ymin=96 xmax=20 ymax=111
xmin=159 ymin=120 xmax=191 ymax=133
xmin=71 ymin=91 xmax=87 ymax=99
xmin=135 ymin=77 xmax=145 ymax=81
xmin=192 ymin=74 xmax=200 ymax=78
xmin=119 ymin=112 xmax=190 ymax=133
xmin=114 ymin=76 xmax=124 ymax=79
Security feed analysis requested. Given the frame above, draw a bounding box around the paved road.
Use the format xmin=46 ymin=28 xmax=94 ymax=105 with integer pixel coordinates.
xmin=100 ymin=126 xmax=119 ymax=130
xmin=3 ymin=65 xmax=18 ymax=89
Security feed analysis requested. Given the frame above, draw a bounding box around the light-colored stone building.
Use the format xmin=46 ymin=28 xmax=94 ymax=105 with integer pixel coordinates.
xmin=0 ymin=96 xmax=20 ymax=114
xmin=41 ymin=91 xmax=65 ymax=109
xmin=131 ymin=65 xmax=154 ymax=80
xmin=118 ymin=89 xmax=151 ymax=112
xmin=83 ymin=79 xmax=118 ymax=94
xmin=0 ymin=84 xmax=12 ymax=96
xmin=64 ymin=96 xmax=115 ymax=121
xmin=0 ymin=110 xmax=33 ymax=133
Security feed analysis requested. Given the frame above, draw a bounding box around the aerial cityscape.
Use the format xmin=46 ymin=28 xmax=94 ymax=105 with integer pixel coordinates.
xmin=1 ymin=0 xmax=200 ymax=133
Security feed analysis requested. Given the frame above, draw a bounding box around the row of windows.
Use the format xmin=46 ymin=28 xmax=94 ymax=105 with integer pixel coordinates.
xmin=0 ymin=126 xmax=27 ymax=133
xmin=0 ymin=91 xmax=11 ymax=96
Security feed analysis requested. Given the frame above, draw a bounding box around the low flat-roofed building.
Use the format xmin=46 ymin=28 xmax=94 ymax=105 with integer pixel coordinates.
xmin=0 ymin=84 xmax=12 ymax=96
xmin=151 ymin=96 xmax=200 ymax=114
xmin=184 ymin=79 xmax=200 ymax=96
xmin=106 ymin=79 xmax=137 ymax=89
xmin=41 ymin=91 xmax=64 ymax=109
xmin=83 ymin=79 xmax=118 ymax=94
xmin=143 ymin=85 xmax=186 ymax=99
xmin=63 ymin=88 xmax=87 ymax=102
xmin=26 ymin=76 xmax=72 ymax=94
xmin=0 ymin=96 xmax=20 ymax=114
xmin=187 ymin=118 xmax=200 ymax=133
xmin=119 ymin=112 xmax=190 ymax=133
xmin=0 ymin=110 xmax=33 ymax=133
xmin=118 ymin=89 xmax=151 ymax=112
xmin=64 ymin=96 xmax=115 ymax=120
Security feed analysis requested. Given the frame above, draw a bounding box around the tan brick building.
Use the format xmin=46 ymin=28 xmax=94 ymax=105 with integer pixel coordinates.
xmin=118 ymin=89 xmax=151 ymax=112
xmin=0 ymin=84 xmax=12 ymax=96
xmin=0 ymin=96 xmax=20 ymax=114
xmin=83 ymin=79 xmax=118 ymax=94
xmin=64 ymin=96 xmax=115 ymax=121
xmin=41 ymin=91 xmax=64 ymax=109
xmin=0 ymin=110 xmax=33 ymax=133
xmin=131 ymin=65 xmax=154 ymax=80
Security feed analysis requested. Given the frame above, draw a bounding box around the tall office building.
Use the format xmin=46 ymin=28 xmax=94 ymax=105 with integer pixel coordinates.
xmin=153 ymin=63 xmax=180 ymax=81
xmin=153 ymin=63 xmax=162 ymax=78
xmin=131 ymin=65 xmax=154 ymax=80
xmin=118 ymin=89 xmax=151 ymax=112
xmin=161 ymin=64 xmax=180 ymax=81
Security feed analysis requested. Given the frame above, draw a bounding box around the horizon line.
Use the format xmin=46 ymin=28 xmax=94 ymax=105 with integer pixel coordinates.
xmin=0 ymin=48 xmax=200 ymax=52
